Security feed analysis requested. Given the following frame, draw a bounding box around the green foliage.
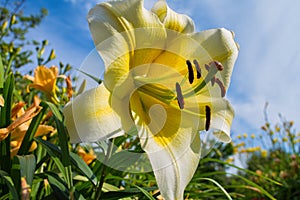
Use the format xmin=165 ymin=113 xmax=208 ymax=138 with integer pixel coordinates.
xmin=233 ymin=105 xmax=300 ymax=199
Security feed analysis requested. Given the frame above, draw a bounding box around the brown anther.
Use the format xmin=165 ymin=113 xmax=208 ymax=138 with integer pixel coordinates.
xmin=215 ymin=78 xmax=226 ymax=97
xmin=186 ymin=60 xmax=194 ymax=84
xmin=193 ymin=59 xmax=201 ymax=79
xmin=211 ymin=76 xmax=216 ymax=86
xmin=205 ymin=105 xmax=211 ymax=131
xmin=205 ymin=64 xmax=210 ymax=71
xmin=210 ymin=61 xmax=224 ymax=71
xmin=175 ymin=82 xmax=184 ymax=109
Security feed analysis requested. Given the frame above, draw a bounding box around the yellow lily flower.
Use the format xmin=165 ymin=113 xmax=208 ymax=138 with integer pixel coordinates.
xmin=25 ymin=66 xmax=60 ymax=103
xmin=63 ymin=0 xmax=239 ymax=199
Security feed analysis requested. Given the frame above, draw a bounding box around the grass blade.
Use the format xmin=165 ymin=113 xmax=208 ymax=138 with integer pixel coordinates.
xmin=198 ymin=177 xmax=232 ymax=200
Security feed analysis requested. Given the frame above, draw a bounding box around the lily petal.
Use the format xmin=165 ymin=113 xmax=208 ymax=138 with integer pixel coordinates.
xmin=142 ymin=127 xmax=200 ymax=200
xmin=128 ymin=88 xmax=200 ymax=199
xmin=191 ymin=28 xmax=239 ymax=89
xmin=152 ymin=0 xmax=195 ymax=33
xmin=63 ymin=84 xmax=123 ymax=143
xmin=87 ymin=0 xmax=167 ymax=91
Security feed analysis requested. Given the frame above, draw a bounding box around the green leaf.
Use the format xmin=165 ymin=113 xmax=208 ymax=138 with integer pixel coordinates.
xmin=106 ymin=150 xmax=142 ymax=172
xmin=70 ymin=152 xmax=98 ymax=186
xmin=0 ymin=170 xmax=19 ymax=200
xmin=34 ymin=138 xmax=66 ymax=184
xmin=17 ymin=101 xmax=48 ymax=155
xmin=0 ymin=73 xmax=14 ymax=127
xmin=45 ymin=101 xmax=63 ymax=121
xmin=0 ymin=73 xmax=14 ymax=175
xmin=50 ymin=106 xmax=73 ymax=190
xmin=134 ymin=185 xmax=156 ymax=200
xmin=100 ymin=187 xmax=157 ymax=200
xmin=45 ymin=172 xmax=86 ymax=200
xmin=35 ymin=138 xmax=97 ymax=186
xmin=16 ymin=155 xmax=36 ymax=186
xmin=198 ymin=178 xmax=232 ymax=200
xmin=0 ymin=54 xmax=4 ymax=88
xmin=76 ymin=68 xmax=102 ymax=84
xmin=202 ymin=158 xmax=281 ymax=186
xmin=46 ymin=172 xmax=69 ymax=199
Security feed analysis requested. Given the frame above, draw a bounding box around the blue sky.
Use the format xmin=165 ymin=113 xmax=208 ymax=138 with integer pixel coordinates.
xmin=23 ymin=0 xmax=300 ymax=140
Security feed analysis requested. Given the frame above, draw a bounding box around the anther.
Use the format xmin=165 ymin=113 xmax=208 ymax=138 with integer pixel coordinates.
xmin=209 ymin=61 xmax=224 ymax=71
xmin=186 ymin=60 xmax=194 ymax=84
xmin=193 ymin=59 xmax=201 ymax=79
xmin=211 ymin=76 xmax=216 ymax=86
xmin=205 ymin=64 xmax=210 ymax=71
xmin=176 ymin=82 xmax=184 ymax=109
xmin=215 ymin=78 xmax=226 ymax=97
xmin=205 ymin=105 xmax=211 ymax=131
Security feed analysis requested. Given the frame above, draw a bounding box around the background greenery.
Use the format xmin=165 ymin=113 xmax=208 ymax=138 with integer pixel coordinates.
xmin=0 ymin=1 xmax=298 ymax=199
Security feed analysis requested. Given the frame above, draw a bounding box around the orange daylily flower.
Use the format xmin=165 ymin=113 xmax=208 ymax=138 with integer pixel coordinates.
xmin=0 ymin=96 xmax=54 ymax=157
xmin=25 ymin=66 xmax=61 ymax=103
xmin=77 ymin=146 xmax=96 ymax=165
xmin=65 ymin=75 xmax=73 ymax=100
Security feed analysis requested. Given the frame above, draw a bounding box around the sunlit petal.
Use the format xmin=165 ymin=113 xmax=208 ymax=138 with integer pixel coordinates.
xmin=140 ymin=126 xmax=200 ymax=199
xmin=152 ymin=0 xmax=195 ymax=33
xmin=191 ymin=28 xmax=239 ymax=89
xmin=63 ymin=84 xmax=123 ymax=143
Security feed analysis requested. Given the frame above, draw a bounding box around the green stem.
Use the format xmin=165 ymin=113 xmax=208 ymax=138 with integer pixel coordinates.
xmin=95 ymin=138 xmax=115 ymax=199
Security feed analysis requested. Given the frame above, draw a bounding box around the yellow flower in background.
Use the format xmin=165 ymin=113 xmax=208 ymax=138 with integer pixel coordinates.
xmin=25 ymin=66 xmax=60 ymax=103
xmin=261 ymin=150 xmax=268 ymax=158
xmin=63 ymin=0 xmax=239 ymax=199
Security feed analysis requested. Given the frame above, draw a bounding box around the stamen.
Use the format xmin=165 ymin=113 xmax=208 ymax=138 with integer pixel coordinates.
xmin=205 ymin=105 xmax=211 ymax=131
xmin=176 ymin=82 xmax=184 ymax=109
xmin=186 ymin=60 xmax=194 ymax=84
xmin=193 ymin=59 xmax=201 ymax=79
xmin=211 ymin=77 xmax=216 ymax=86
xmin=215 ymin=78 xmax=226 ymax=97
xmin=205 ymin=64 xmax=210 ymax=71
xmin=209 ymin=61 xmax=224 ymax=71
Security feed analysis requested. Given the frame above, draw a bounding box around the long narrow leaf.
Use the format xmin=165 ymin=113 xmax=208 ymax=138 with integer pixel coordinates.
xmin=134 ymin=185 xmax=156 ymax=200
xmin=16 ymin=155 xmax=36 ymax=186
xmin=70 ymin=152 xmax=97 ymax=186
xmin=0 ymin=170 xmax=19 ymax=200
xmin=35 ymin=138 xmax=97 ymax=186
xmin=34 ymin=138 xmax=66 ymax=183
xmin=198 ymin=177 xmax=232 ymax=200
xmin=202 ymin=158 xmax=281 ymax=185
xmin=17 ymin=101 xmax=48 ymax=155
xmin=0 ymin=73 xmax=14 ymax=176
xmin=48 ymin=103 xmax=73 ymax=190
xmin=0 ymin=54 xmax=4 ymax=88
